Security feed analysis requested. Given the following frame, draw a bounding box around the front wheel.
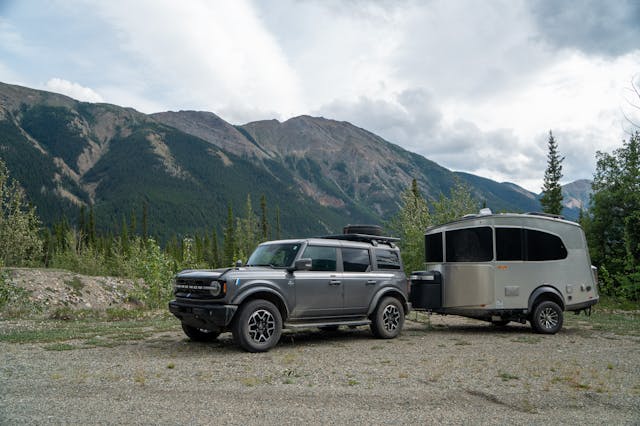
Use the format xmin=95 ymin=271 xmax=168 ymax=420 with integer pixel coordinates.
xmin=370 ymin=297 xmax=404 ymax=339
xmin=181 ymin=324 xmax=220 ymax=342
xmin=232 ymin=299 xmax=282 ymax=352
xmin=530 ymin=300 xmax=563 ymax=334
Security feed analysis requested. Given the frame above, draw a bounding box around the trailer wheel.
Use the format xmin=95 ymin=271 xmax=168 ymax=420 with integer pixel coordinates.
xmin=531 ymin=300 xmax=563 ymax=334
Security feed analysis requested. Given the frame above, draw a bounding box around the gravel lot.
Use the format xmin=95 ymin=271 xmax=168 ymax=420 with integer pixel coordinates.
xmin=1 ymin=314 xmax=639 ymax=425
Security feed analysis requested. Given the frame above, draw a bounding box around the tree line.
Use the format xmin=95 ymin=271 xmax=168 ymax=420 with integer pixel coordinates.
xmin=1 ymin=131 xmax=639 ymax=306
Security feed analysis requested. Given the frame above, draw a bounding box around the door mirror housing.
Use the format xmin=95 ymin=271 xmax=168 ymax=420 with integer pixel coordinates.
xmin=288 ymin=258 xmax=312 ymax=272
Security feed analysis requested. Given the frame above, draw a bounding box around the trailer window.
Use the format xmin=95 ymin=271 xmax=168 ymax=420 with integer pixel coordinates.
xmin=496 ymin=228 xmax=523 ymax=261
xmin=525 ymin=230 xmax=567 ymax=261
xmin=446 ymin=227 xmax=493 ymax=262
xmin=375 ymin=249 xmax=402 ymax=270
xmin=425 ymin=233 xmax=443 ymax=262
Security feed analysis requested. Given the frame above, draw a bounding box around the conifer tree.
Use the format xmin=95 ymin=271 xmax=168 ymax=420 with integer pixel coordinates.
xmin=260 ymin=194 xmax=269 ymax=241
xmin=540 ymin=131 xmax=565 ymax=215
xmin=222 ymin=205 xmax=236 ymax=266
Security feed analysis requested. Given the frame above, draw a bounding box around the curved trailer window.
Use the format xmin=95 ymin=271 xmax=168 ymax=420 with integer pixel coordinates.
xmin=445 ymin=227 xmax=493 ymax=262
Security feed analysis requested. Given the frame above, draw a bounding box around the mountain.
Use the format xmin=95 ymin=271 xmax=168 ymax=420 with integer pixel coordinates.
xmin=0 ymin=81 xmax=544 ymax=240
xmin=560 ymin=179 xmax=592 ymax=219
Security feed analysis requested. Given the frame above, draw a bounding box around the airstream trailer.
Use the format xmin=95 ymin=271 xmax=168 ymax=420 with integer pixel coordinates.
xmin=409 ymin=210 xmax=599 ymax=334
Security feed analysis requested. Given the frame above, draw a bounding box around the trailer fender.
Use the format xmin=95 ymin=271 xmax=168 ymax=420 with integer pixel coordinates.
xmin=527 ymin=285 xmax=565 ymax=313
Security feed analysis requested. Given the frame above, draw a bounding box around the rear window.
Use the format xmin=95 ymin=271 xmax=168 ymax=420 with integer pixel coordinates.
xmin=496 ymin=227 xmax=567 ymax=261
xmin=425 ymin=232 xmax=443 ymax=263
xmin=375 ymin=248 xmax=402 ymax=270
xmin=342 ymin=248 xmax=371 ymax=272
xmin=526 ymin=229 xmax=567 ymax=261
xmin=446 ymin=227 xmax=493 ymax=262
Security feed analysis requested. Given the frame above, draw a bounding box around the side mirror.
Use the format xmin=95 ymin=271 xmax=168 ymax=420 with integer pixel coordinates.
xmin=235 ymin=259 xmax=243 ymax=268
xmin=288 ymin=258 xmax=312 ymax=272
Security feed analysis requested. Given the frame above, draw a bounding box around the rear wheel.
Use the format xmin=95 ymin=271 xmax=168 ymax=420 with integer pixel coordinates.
xmin=370 ymin=297 xmax=404 ymax=339
xmin=531 ymin=300 xmax=563 ymax=334
xmin=232 ymin=299 xmax=282 ymax=352
xmin=181 ymin=324 xmax=220 ymax=342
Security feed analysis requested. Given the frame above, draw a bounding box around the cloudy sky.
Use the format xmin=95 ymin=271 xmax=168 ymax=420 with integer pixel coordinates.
xmin=1 ymin=0 xmax=638 ymax=192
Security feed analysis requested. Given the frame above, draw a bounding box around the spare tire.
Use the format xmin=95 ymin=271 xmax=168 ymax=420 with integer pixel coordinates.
xmin=343 ymin=224 xmax=383 ymax=236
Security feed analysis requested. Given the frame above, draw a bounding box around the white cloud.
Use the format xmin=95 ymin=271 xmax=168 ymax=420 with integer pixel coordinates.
xmin=44 ymin=78 xmax=104 ymax=103
xmin=87 ymin=0 xmax=303 ymax=119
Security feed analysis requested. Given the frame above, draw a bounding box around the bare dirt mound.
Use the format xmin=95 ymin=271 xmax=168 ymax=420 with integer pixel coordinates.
xmin=4 ymin=267 xmax=140 ymax=312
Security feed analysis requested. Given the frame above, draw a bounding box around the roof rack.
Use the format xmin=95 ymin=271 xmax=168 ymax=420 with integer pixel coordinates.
xmin=319 ymin=233 xmax=400 ymax=247
xmin=525 ymin=212 xmax=565 ymax=220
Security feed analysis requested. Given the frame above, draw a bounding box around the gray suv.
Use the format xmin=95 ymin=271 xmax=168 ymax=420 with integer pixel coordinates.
xmin=169 ymin=229 xmax=409 ymax=352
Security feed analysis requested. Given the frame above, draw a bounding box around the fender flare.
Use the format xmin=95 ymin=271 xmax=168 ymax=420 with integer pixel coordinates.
xmin=367 ymin=287 xmax=409 ymax=316
xmin=528 ymin=285 xmax=565 ymax=313
xmin=233 ymin=286 xmax=291 ymax=318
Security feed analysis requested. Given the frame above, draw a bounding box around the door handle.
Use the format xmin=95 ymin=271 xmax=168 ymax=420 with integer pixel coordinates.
xmin=329 ymin=280 xmax=342 ymax=286
xmin=366 ymin=280 xmax=377 ymax=285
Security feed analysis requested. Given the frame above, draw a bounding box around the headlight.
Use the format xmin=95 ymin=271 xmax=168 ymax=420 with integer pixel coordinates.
xmin=209 ymin=280 xmax=225 ymax=297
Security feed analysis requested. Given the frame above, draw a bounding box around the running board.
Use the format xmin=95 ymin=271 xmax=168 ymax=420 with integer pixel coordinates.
xmin=285 ymin=319 xmax=371 ymax=329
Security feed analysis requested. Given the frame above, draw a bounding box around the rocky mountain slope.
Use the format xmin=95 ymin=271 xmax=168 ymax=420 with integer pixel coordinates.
xmin=0 ymin=81 xmax=545 ymax=239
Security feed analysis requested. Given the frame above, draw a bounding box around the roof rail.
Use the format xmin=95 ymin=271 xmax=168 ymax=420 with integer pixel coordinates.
xmin=525 ymin=212 xmax=565 ymax=220
xmin=319 ymin=233 xmax=400 ymax=247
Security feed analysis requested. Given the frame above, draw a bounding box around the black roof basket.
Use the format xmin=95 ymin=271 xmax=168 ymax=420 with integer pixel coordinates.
xmin=319 ymin=233 xmax=400 ymax=247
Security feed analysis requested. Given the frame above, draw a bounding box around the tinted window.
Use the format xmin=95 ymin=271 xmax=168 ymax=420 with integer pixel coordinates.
xmin=342 ymin=248 xmax=371 ymax=272
xmin=425 ymin=233 xmax=443 ymax=262
xmin=496 ymin=228 xmax=523 ymax=261
xmin=301 ymin=245 xmax=337 ymax=271
xmin=375 ymin=248 xmax=401 ymax=270
xmin=446 ymin=227 xmax=493 ymax=262
xmin=526 ymin=230 xmax=567 ymax=261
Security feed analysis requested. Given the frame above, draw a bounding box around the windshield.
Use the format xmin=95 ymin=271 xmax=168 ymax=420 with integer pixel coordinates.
xmin=246 ymin=243 xmax=301 ymax=268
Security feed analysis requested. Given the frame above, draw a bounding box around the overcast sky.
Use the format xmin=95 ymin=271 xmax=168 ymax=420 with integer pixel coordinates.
xmin=1 ymin=0 xmax=638 ymax=192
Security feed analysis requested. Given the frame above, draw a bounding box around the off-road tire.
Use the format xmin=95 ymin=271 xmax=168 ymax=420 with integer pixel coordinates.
xmin=181 ymin=323 xmax=220 ymax=342
xmin=531 ymin=300 xmax=563 ymax=334
xmin=232 ymin=299 xmax=282 ymax=352
xmin=370 ymin=297 xmax=404 ymax=339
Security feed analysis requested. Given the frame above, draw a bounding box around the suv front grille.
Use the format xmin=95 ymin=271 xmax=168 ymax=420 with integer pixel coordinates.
xmin=174 ymin=279 xmax=223 ymax=301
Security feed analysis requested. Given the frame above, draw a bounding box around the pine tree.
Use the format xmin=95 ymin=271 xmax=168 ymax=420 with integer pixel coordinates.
xmin=388 ymin=178 xmax=431 ymax=273
xmin=540 ymin=131 xmax=565 ymax=215
xmin=260 ymin=194 xmax=269 ymax=241
xmin=222 ymin=205 xmax=236 ymax=266
xmin=275 ymin=206 xmax=281 ymax=240
xmin=142 ymin=201 xmax=148 ymax=241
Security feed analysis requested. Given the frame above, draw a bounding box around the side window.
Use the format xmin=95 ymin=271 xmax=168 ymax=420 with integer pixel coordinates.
xmin=496 ymin=228 xmax=523 ymax=261
xmin=425 ymin=232 xmax=443 ymax=262
xmin=301 ymin=245 xmax=337 ymax=271
xmin=525 ymin=229 xmax=567 ymax=261
xmin=375 ymin=248 xmax=401 ymax=270
xmin=446 ymin=227 xmax=493 ymax=262
xmin=342 ymin=248 xmax=371 ymax=272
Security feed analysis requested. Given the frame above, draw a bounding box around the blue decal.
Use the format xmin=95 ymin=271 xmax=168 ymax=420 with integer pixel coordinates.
xmin=235 ymin=278 xmax=241 ymax=286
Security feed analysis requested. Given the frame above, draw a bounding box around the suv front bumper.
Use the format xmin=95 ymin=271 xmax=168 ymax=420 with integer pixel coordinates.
xmin=169 ymin=300 xmax=238 ymax=329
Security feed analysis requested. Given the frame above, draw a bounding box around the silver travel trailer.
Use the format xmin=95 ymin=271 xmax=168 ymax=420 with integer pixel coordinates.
xmin=409 ymin=210 xmax=599 ymax=334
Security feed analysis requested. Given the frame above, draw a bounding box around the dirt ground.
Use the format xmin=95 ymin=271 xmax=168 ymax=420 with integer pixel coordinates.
xmin=1 ymin=312 xmax=639 ymax=425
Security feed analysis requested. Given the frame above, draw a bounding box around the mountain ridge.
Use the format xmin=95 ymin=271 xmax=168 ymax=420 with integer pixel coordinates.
xmin=0 ymin=81 xmax=582 ymax=239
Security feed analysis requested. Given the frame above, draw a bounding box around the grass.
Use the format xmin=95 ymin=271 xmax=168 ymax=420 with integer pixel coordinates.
xmin=0 ymin=310 xmax=177 ymax=348
xmin=498 ymin=371 xmax=519 ymax=382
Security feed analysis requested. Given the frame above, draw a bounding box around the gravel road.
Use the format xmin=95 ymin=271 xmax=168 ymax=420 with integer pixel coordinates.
xmin=1 ymin=315 xmax=639 ymax=425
